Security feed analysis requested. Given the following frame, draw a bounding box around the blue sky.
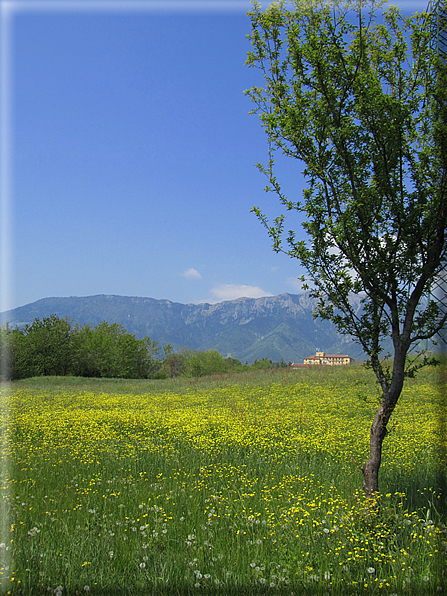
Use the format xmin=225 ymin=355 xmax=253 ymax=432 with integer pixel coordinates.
xmin=1 ymin=0 xmax=429 ymax=311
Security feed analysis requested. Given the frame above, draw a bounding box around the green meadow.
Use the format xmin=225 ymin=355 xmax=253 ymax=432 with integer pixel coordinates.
xmin=0 ymin=363 xmax=445 ymax=594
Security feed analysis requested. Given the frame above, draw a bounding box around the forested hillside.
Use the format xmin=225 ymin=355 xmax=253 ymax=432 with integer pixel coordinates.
xmin=0 ymin=314 xmax=296 ymax=380
xmin=0 ymin=292 xmax=369 ymax=363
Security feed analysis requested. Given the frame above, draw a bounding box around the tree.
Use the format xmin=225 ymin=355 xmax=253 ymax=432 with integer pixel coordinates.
xmin=251 ymin=357 xmax=272 ymax=370
xmin=245 ymin=0 xmax=447 ymax=496
xmin=0 ymin=323 xmax=13 ymax=381
xmin=224 ymin=356 xmax=244 ymax=372
xmin=8 ymin=327 xmax=33 ymax=380
xmin=14 ymin=315 xmax=74 ymax=378
xmin=185 ymin=349 xmax=228 ymax=378
xmin=72 ymin=321 xmax=162 ymax=379
xmin=141 ymin=337 xmax=173 ymax=379
xmin=156 ymin=347 xmax=192 ymax=379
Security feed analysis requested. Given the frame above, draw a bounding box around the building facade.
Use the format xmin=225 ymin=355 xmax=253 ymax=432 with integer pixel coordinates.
xmin=303 ymin=351 xmax=353 ymax=366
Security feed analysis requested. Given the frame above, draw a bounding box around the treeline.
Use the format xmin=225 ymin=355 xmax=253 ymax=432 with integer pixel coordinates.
xmin=0 ymin=315 xmax=291 ymax=381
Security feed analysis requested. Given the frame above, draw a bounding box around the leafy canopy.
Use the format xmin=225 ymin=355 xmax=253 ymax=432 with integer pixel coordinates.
xmin=246 ymin=0 xmax=447 ymax=385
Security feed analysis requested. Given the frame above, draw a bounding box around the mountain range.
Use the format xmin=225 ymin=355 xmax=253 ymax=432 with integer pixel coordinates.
xmin=0 ymin=293 xmax=371 ymax=364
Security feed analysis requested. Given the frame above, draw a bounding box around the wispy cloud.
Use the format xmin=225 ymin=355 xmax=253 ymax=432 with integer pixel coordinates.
xmin=211 ymin=284 xmax=272 ymax=302
xmin=181 ymin=268 xmax=202 ymax=280
xmin=286 ymin=277 xmax=314 ymax=292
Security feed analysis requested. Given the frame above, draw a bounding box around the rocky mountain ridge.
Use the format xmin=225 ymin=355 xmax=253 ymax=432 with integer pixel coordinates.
xmin=1 ymin=292 xmax=367 ymax=363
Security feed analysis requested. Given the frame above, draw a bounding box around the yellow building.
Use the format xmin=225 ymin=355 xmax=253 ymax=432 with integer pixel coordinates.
xmin=303 ymin=351 xmax=353 ymax=366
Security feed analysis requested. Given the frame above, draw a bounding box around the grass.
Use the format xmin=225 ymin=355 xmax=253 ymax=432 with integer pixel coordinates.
xmin=0 ymin=362 xmax=446 ymax=594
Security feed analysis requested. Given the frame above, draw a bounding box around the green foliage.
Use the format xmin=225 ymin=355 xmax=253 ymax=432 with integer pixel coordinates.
xmin=3 ymin=315 xmax=169 ymax=381
xmin=0 ymin=323 xmax=12 ymax=381
xmin=2 ymin=293 xmax=378 ymax=364
xmin=71 ymin=321 xmax=156 ymax=379
xmin=251 ymin=357 xmax=272 ymax=370
xmin=246 ymin=0 xmax=447 ymax=493
xmin=1 ymin=315 xmax=297 ymax=382
xmin=155 ymin=347 xmax=193 ymax=379
xmin=11 ymin=315 xmax=73 ymax=379
xmin=184 ymin=349 xmax=229 ymax=378
xmin=246 ymin=0 xmax=447 ymax=375
xmin=272 ymin=357 xmax=290 ymax=369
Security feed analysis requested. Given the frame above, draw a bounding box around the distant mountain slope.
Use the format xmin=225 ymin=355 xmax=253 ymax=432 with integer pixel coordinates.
xmin=0 ymin=293 xmax=368 ymax=363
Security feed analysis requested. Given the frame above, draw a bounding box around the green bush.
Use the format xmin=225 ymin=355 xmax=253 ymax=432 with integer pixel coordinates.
xmin=3 ymin=315 xmax=167 ymax=380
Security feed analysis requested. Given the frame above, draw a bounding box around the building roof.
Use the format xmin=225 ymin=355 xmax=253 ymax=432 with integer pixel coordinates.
xmin=304 ymin=354 xmax=350 ymax=359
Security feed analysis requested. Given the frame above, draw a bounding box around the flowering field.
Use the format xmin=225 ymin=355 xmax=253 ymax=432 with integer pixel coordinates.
xmin=0 ymin=366 xmax=445 ymax=594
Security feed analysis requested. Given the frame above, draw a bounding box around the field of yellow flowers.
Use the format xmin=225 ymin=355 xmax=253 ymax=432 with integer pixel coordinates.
xmin=0 ymin=365 xmax=445 ymax=594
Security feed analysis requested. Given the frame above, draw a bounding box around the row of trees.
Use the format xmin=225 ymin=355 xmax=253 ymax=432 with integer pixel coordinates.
xmin=0 ymin=315 xmax=289 ymax=381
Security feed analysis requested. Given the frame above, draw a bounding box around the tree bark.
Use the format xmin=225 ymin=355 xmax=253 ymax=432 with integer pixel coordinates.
xmin=361 ymin=331 xmax=410 ymax=497
xmin=363 ymin=358 xmax=406 ymax=496
xmin=362 ymin=405 xmax=389 ymax=496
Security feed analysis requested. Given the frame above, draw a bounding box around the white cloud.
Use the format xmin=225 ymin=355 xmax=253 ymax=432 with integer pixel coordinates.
xmin=210 ymin=284 xmax=272 ymax=302
xmin=286 ymin=277 xmax=314 ymax=292
xmin=181 ymin=268 xmax=202 ymax=280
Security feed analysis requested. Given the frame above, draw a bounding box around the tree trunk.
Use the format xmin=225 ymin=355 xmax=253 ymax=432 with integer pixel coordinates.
xmin=363 ymin=341 xmax=408 ymax=497
xmin=362 ymin=406 xmax=388 ymax=496
xmin=362 ymin=374 xmax=406 ymax=496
